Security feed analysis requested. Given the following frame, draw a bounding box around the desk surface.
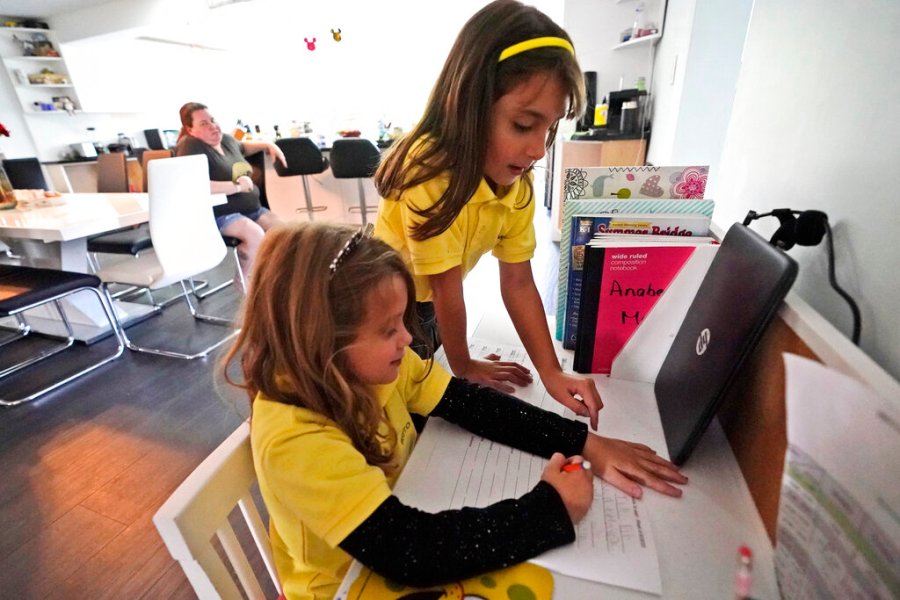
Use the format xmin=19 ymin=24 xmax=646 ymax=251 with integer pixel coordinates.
xmin=0 ymin=193 xmax=148 ymax=243
xmin=472 ymin=309 xmax=776 ymax=598
xmin=337 ymin=308 xmax=778 ymax=599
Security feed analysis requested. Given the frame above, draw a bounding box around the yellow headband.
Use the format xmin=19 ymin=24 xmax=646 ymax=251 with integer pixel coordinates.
xmin=498 ymin=36 xmax=575 ymax=62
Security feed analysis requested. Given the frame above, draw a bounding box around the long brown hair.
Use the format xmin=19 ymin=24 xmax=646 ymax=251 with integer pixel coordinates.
xmin=177 ymin=101 xmax=208 ymax=142
xmin=375 ymin=0 xmax=585 ymax=241
xmin=222 ymin=222 xmax=424 ymax=466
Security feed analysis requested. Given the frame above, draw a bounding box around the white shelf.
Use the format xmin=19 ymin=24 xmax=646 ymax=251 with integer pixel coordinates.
xmin=1 ymin=24 xmax=83 ymax=117
xmin=0 ymin=26 xmax=51 ymax=34
xmin=613 ymin=32 xmax=662 ymax=50
xmin=3 ymin=55 xmax=62 ymax=61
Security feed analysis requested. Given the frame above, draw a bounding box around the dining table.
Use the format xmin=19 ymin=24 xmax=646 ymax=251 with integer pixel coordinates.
xmin=0 ymin=192 xmax=224 ymax=342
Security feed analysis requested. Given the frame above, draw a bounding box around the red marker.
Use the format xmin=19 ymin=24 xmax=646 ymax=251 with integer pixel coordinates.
xmin=562 ymin=460 xmax=591 ymax=473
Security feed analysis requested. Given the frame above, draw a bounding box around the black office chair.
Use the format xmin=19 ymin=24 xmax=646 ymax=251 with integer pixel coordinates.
xmin=272 ymin=137 xmax=329 ymax=219
xmin=0 ymin=264 xmax=124 ymax=406
xmin=1 ymin=158 xmax=49 ymax=190
xmin=86 ymin=152 xmax=154 ymax=296
xmin=329 ymin=138 xmax=381 ymax=225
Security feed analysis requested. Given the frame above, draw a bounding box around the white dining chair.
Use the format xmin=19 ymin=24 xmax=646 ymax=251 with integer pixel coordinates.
xmin=153 ymin=421 xmax=282 ymax=600
xmin=97 ymin=154 xmax=239 ymax=359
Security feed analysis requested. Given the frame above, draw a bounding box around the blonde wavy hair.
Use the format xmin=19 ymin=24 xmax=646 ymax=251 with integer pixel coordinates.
xmin=222 ymin=221 xmax=424 ymax=466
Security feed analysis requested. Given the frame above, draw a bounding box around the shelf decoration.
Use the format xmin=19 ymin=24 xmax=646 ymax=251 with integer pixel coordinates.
xmin=13 ymin=32 xmax=59 ymax=57
xmin=28 ymin=68 xmax=68 ymax=85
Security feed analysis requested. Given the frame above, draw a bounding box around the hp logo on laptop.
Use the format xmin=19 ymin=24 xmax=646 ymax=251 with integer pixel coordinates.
xmin=696 ymin=328 xmax=710 ymax=356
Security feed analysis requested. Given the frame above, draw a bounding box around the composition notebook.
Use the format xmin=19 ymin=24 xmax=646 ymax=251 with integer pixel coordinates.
xmin=654 ymin=223 xmax=798 ymax=465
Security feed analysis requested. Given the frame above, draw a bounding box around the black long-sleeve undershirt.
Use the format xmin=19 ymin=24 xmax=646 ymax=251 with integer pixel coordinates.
xmin=339 ymin=377 xmax=589 ymax=587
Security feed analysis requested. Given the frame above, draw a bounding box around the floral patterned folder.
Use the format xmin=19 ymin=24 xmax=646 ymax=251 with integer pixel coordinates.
xmin=564 ymin=165 xmax=709 ymax=201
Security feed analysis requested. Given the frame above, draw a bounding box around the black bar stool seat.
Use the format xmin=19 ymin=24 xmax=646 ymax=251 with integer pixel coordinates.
xmin=87 ymin=224 xmax=153 ymax=256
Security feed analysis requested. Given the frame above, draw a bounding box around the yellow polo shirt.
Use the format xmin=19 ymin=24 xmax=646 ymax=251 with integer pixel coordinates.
xmin=375 ymin=170 xmax=537 ymax=302
xmin=250 ymin=349 xmax=452 ymax=600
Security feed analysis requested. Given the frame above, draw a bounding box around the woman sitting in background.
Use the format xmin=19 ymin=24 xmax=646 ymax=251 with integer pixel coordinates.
xmin=175 ymin=101 xmax=286 ymax=290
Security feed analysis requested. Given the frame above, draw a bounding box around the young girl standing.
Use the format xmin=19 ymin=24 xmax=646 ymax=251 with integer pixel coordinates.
xmin=374 ymin=0 xmax=603 ymax=428
xmin=224 ymin=221 xmax=686 ymax=600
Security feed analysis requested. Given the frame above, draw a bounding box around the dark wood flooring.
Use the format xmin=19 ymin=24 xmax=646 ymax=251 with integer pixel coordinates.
xmin=0 ymin=267 xmax=250 ymax=600
xmin=0 ymin=208 xmax=560 ymax=600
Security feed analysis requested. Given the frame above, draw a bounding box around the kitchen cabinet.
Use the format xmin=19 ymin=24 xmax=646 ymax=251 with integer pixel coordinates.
xmin=0 ymin=25 xmax=81 ymax=114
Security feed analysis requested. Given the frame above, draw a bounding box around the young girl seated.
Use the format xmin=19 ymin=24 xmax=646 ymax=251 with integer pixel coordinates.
xmin=223 ymin=222 xmax=686 ymax=600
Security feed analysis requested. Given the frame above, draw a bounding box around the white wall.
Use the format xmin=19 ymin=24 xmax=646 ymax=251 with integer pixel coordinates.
xmin=713 ymin=0 xmax=900 ymax=380
xmin=646 ymin=0 xmax=752 ymax=189
xmin=48 ymin=0 xmax=561 ymax=145
xmin=565 ymin=0 xmax=663 ymax=105
xmin=0 ymin=74 xmax=38 ymax=158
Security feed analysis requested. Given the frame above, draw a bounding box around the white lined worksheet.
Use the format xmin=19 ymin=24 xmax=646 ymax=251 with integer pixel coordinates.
xmin=394 ymin=340 xmax=662 ymax=593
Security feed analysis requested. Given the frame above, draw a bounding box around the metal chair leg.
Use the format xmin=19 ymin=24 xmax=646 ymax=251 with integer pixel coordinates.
xmin=102 ymin=281 xmax=239 ymax=361
xmin=0 ymin=287 xmax=125 ymax=407
xmin=295 ymin=174 xmax=328 ymax=220
xmin=191 ymin=246 xmax=242 ymax=300
xmin=347 ymin=178 xmax=378 ymax=225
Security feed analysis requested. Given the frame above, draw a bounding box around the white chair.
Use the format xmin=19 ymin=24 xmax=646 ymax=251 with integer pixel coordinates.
xmin=97 ymin=154 xmax=239 ymax=359
xmin=153 ymin=421 xmax=282 ymax=600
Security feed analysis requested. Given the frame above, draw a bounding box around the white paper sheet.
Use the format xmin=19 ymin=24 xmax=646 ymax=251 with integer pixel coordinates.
xmin=778 ymin=354 xmax=900 ymax=600
xmin=397 ymin=340 xmax=663 ymax=594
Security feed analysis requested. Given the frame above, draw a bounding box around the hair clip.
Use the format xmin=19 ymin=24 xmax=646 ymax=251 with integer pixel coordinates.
xmin=329 ymin=223 xmax=374 ymax=277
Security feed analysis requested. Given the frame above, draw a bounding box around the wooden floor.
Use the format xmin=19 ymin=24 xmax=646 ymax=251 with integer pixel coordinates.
xmin=0 ymin=194 xmax=559 ymax=599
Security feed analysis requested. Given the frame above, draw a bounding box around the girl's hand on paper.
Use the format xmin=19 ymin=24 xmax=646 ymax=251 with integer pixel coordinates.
xmin=542 ymin=370 xmax=602 ymax=431
xmin=542 ymin=453 xmax=593 ymax=523
xmin=583 ymin=434 xmax=688 ymax=499
xmin=459 ymin=353 xmax=532 ymax=394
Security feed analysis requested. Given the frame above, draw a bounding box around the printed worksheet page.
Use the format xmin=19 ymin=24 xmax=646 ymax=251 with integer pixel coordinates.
xmin=394 ymin=340 xmax=662 ymax=594
xmin=777 ymin=354 xmax=899 ymax=600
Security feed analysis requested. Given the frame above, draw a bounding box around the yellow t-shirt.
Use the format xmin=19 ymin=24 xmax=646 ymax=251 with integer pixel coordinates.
xmin=251 ymin=348 xmax=452 ymax=600
xmin=375 ymin=169 xmax=537 ymax=302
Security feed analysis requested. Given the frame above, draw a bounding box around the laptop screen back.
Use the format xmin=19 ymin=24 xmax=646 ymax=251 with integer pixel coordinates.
xmin=654 ymin=223 xmax=798 ymax=465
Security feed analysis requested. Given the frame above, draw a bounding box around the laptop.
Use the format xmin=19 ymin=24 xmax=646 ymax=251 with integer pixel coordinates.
xmin=654 ymin=223 xmax=798 ymax=465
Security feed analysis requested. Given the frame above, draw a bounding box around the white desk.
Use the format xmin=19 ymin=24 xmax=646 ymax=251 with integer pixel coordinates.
xmin=0 ymin=192 xmax=225 ymax=341
xmin=337 ymin=307 xmax=778 ymax=599
xmin=0 ymin=193 xmax=149 ymax=272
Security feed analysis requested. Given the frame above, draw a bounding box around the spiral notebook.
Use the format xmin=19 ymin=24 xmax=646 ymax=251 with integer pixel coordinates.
xmin=654 ymin=223 xmax=798 ymax=465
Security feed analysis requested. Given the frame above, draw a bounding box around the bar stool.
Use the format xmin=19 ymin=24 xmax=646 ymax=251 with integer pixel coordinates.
xmin=273 ymin=138 xmax=328 ymax=221
xmin=273 ymin=137 xmax=329 ymax=220
xmin=328 ymin=138 xmax=381 ymax=225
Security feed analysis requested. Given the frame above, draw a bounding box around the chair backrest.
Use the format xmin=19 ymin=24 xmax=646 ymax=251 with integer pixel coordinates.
xmin=153 ymin=421 xmax=281 ymax=600
xmin=141 ymin=149 xmax=173 ymax=192
xmin=329 ymin=138 xmax=381 ymax=179
xmin=148 ymin=154 xmax=226 ymax=288
xmin=2 ymin=158 xmax=49 ymax=190
xmin=272 ymin=137 xmax=328 ymax=178
xmin=97 ymin=151 xmax=129 ymax=193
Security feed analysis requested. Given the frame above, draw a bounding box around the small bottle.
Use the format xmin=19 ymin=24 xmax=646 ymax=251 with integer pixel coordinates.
xmin=244 ymin=125 xmax=253 ymax=140
xmin=233 ymin=119 xmax=245 ymax=141
xmin=273 ymin=124 xmax=282 ymax=139
xmin=734 ymin=545 xmax=753 ymax=600
xmin=594 ymin=95 xmax=608 ymax=127
xmin=289 ymin=120 xmax=301 ymax=138
xmin=632 ymin=3 xmax=646 ymax=39
xmin=86 ymin=126 xmax=106 ymax=155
